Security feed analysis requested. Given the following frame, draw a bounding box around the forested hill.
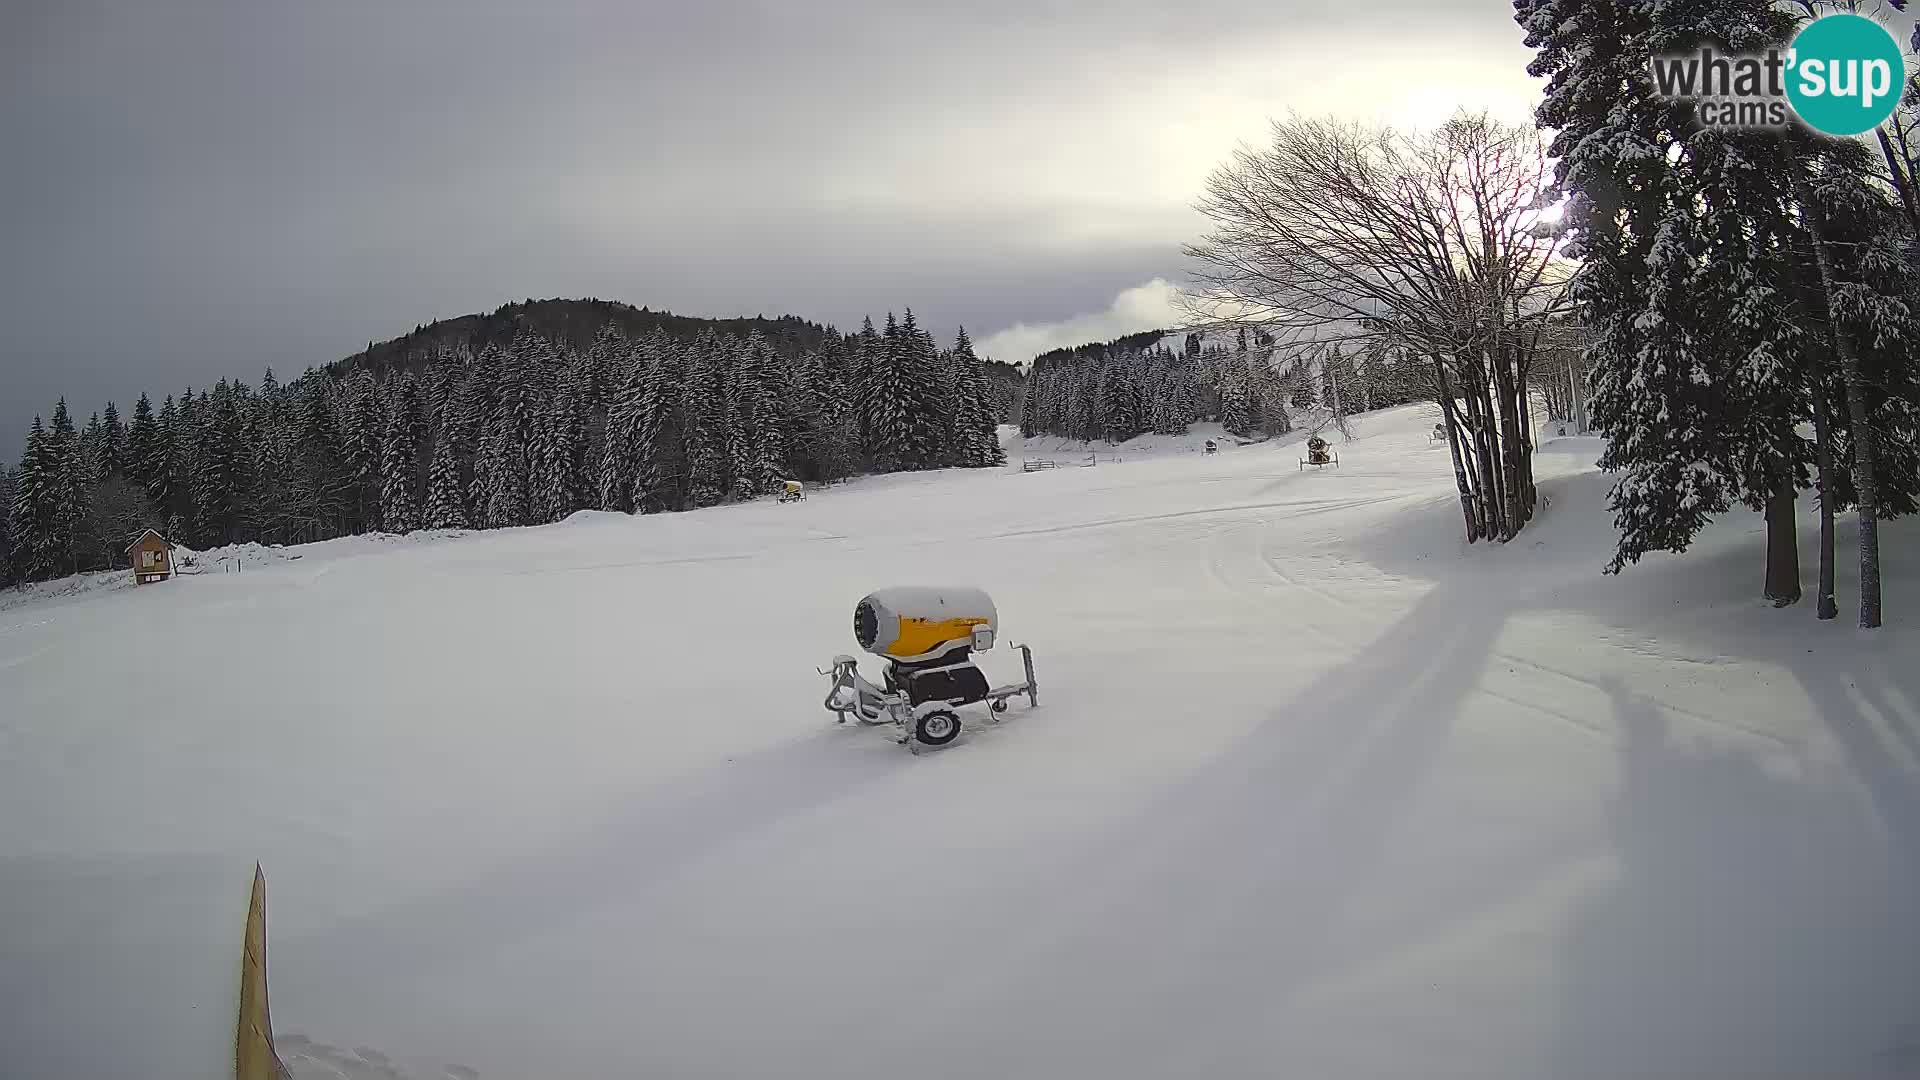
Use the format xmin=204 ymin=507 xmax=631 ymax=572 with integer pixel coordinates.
xmin=3 ymin=301 xmax=1024 ymax=587
xmin=333 ymin=298 xmax=839 ymax=382
xmin=330 ymin=296 xmax=1022 ymax=410
xmin=1029 ymin=328 xmax=1172 ymax=366
xmin=1018 ymin=323 xmax=1429 ymax=445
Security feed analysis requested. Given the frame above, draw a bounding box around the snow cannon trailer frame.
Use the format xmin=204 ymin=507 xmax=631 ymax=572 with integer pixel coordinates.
xmin=819 ymin=587 xmax=1039 ymax=752
xmin=1299 ymin=434 xmax=1339 ymax=470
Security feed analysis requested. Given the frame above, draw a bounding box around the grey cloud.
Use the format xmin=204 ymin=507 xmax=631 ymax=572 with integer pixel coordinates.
xmin=1 ymin=0 xmax=1520 ymax=448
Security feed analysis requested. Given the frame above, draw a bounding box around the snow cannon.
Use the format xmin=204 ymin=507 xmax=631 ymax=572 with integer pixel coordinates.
xmin=822 ymin=587 xmax=1038 ymax=752
xmin=854 ymin=586 xmax=997 ymax=662
xmin=1299 ymin=434 xmax=1339 ymax=470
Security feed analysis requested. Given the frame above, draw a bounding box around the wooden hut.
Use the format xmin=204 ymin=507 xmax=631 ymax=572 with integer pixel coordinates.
xmin=127 ymin=528 xmax=176 ymax=584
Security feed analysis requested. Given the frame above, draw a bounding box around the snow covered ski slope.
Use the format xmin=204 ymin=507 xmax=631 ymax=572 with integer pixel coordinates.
xmin=3 ymin=404 xmax=1917 ymax=1080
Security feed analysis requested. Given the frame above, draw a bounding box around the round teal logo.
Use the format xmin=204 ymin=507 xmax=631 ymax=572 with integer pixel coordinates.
xmin=1786 ymin=14 xmax=1905 ymax=136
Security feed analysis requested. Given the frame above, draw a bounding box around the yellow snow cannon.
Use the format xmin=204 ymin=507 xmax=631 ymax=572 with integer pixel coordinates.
xmin=855 ymin=586 xmax=996 ymax=662
xmin=821 ymin=587 xmax=1039 ymax=751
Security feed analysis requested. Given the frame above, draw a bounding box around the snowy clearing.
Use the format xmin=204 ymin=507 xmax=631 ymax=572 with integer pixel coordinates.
xmin=3 ymin=404 xmax=1917 ymax=1080
xmin=1007 ymin=419 xmax=1272 ymax=465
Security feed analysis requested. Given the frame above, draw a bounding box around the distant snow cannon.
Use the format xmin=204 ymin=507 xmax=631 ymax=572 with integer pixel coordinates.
xmin=822 ymin=587 xmax=1038 ymax=751
xmin=1299 ymin=434 xmax=1340 ymax=470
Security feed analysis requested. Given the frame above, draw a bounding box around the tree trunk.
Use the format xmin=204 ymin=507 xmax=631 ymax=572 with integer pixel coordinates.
xmin=1876 ymin=128 xmax=1920 ymax=239
xmin=1493 ymin=358 xmax=1525 ymax=536
xmin=1796 ymin=169 xmax=1885 ymax=629
xmin=1501 ymin=350 xmax=1537 ymax=529
xmin=1569 ymin=355 xmax=1589 ymax=435
xmin=1435 ymin=360 xmax=1481 ymax=542
xmin=1812 ymin=388 xmax=1839 ymax=621
xmin=1839 ymin=359 xmax=1883 ymax=629
xmin=1468 ymin=378 xmax=1506 ymax=540
xmin=1519 ymin=393 xmax=1537 ymax=519
xmin=1764 ymin=477 xmax=1801 ymax=607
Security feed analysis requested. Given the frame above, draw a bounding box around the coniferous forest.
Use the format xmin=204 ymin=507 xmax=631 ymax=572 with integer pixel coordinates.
xmin=1019 ymin=328 xmax=1431 ymax=444
xmin=1 ymin=300 xmax=1016 ymax=585
xmin=1516 ymin=0 xmax=1920 ymax=627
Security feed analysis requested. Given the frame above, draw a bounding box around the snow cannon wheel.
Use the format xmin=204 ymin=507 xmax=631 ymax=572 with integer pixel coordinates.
xmin=990 ymin=698 xmax=1008 ymax=714
xmin=915 ymin=709 xmax=962 ymax=746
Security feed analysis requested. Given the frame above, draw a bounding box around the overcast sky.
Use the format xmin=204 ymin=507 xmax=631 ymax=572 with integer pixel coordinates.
xmin=0 ymin=0 xmax=1542 ymax=451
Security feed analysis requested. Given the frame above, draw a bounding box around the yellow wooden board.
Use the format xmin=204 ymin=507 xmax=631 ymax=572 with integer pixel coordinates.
xmin=236 ymin=864 xmax=289 ymax=1080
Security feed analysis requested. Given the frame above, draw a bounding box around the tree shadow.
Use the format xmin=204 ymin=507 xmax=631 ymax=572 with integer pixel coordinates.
xmin=1549 ymin=680 xmax=1920 ymax=1080
xmin=911 ymin=577 xmax=1515 ymax=1075
xmin=1782 ymin=654 xmax=1920 ymax=855
xmin=276 ymin=731 xmax=905 ymax=992
xmin=1298 ymin=474 xmax=1920 ymax=1076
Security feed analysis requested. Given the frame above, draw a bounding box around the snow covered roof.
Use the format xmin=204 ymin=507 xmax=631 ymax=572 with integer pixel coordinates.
xmin=124 ymin=528 xmax=176 ymax=552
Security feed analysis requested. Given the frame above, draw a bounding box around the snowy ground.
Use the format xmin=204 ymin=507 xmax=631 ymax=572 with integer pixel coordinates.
xmin=3 ymin=404 xmax=1917 ymax=1080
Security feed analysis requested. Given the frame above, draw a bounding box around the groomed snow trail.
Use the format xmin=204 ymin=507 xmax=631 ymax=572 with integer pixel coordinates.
xmin=3 ymin=405 xmax=1917 ymax=1080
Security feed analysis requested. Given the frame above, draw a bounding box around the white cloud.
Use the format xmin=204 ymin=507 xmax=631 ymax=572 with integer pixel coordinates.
xmin=976 ymin=279 xmax=1188 ymax=365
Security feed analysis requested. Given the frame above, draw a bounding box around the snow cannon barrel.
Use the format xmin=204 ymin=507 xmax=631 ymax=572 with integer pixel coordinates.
xmin=854 ymin=587 xmax=998 ymax=662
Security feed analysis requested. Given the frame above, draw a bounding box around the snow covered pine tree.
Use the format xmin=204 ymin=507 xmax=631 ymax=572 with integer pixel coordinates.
xmin=380 ymin=374 xmax=426 ymax=533
xmin=1519 ymin=0 xmax=1919 ymax=623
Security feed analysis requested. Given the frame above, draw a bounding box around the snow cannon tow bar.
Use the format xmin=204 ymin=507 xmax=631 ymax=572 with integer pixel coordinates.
xmin=819 ymin=586 xmax=1038 ymax=752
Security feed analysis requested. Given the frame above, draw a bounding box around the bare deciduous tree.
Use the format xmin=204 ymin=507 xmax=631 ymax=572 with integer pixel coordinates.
xmin=1183 ymin=112 xmax=1572 ymax=542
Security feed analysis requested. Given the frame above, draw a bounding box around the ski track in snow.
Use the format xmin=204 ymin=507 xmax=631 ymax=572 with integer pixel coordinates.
xmin=3 ymin=405 xmax=1918 ymax=1080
